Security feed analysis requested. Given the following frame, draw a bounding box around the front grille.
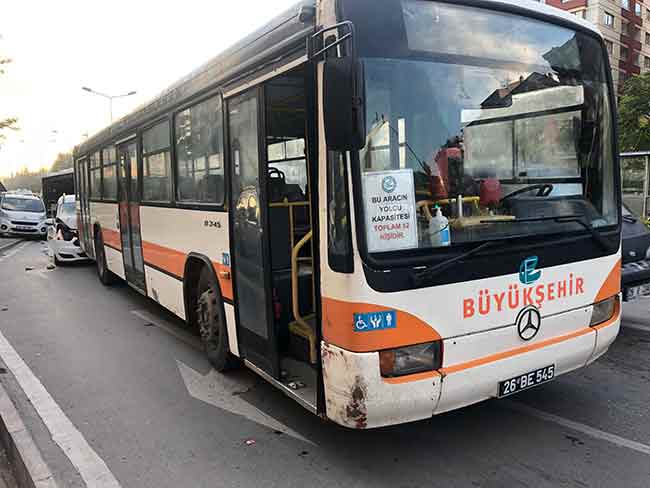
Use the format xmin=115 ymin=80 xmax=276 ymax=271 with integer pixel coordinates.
xmin=11 ymin=221 xmax=37 ymax=226
xmin=13 ymin=228 xmax=37 ymax=233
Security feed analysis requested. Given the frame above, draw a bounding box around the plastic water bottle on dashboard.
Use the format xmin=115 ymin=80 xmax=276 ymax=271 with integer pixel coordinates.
xmin=429 ymin=205 xmax=451 ymax=248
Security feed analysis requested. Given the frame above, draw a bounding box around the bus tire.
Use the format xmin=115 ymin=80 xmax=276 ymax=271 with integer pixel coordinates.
xmin=196 ymin=267 xmax=238 ymax=372
xmin=95 ymin=232 xmax=117 ymax=286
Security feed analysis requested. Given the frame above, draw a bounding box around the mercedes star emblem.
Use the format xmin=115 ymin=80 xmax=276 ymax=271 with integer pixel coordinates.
xmin=516 ymin=305 xmax=542 ymax=341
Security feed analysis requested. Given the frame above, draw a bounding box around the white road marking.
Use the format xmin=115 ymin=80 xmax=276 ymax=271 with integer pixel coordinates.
xmin=0 ymin=329 xmax=122 ymax=487
xmin=504 ymin=401 xmax=650 ymax=456
xmin=177 ymin=361 xmax=312 ymax=445
xmin=133 ymin=310 xmax=312 ymax=443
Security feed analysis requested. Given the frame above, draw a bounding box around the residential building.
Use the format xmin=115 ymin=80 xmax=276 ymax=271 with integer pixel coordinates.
xmin=537 ymin=0 xmax=650 ymax=93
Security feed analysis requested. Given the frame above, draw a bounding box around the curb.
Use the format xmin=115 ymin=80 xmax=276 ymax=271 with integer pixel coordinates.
xmin=0 ymin=382 xmax=58 ymax=488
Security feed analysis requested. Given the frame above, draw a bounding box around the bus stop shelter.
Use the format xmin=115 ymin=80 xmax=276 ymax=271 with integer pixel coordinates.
xmin=620 ymin=151 xmax=650 ymax=220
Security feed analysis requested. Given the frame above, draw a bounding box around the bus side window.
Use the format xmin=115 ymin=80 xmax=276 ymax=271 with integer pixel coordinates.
xmin=327 ymin=151 xmax=354 ymax=273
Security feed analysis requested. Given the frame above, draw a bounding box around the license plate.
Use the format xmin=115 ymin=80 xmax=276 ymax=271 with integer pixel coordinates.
xmin=498 ymin=365 xmax=555 ymax=398
xmin=624 ymin=283 xmax=650 ymax=301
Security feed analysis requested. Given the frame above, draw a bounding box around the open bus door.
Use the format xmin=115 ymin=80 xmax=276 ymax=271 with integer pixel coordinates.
xmin=227 ymin=88 xmax=281 ymax=378
xmin=78 ymin=158 xmax=95 ymax=258
xmin=117 ymin=138 xmax=147 ymax=293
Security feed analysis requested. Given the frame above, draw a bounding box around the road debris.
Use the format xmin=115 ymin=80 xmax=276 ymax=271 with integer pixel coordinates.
xmin=287 ymin=381 xmax=306 ymax=390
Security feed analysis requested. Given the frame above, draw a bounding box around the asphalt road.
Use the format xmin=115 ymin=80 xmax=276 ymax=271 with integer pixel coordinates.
xmin=0 ymin=240 xmax=649 ymax=487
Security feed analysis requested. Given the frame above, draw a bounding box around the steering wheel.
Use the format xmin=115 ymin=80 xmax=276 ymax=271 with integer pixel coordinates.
xmin=500 ymin=184 xmax=554 ymax=203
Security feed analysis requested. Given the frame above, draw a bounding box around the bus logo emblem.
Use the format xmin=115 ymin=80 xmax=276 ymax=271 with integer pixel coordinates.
xmin=519 ymin=256 xmax=541 ymax=285
xmin=382 ymin=176 xmax=397 ymax=194
xmin=516 ymin=306 xmax=542 ymax=341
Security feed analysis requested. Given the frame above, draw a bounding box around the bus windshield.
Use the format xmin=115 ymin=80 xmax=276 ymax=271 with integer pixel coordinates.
xmin=349 ymin=0 xmax=617 ymax=255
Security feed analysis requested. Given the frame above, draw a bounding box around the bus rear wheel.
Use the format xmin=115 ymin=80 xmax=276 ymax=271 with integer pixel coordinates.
xmin=196 ymin=268 xmax=238 ymax=372
xmin=95 ymin=233 xmax=116 ymax=286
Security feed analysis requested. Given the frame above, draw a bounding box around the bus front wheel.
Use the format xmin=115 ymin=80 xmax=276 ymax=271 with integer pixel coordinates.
xmin=196 ymin=267 xmax=238 ymax=372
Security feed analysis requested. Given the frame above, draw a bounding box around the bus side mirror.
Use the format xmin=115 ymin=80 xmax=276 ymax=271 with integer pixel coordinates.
xmin=323 ymin=57 xmax=366 ymax=151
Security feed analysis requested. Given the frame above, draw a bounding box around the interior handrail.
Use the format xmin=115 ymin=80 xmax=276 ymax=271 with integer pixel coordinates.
xmin=291 ymin=229 xmax=313 ymax=335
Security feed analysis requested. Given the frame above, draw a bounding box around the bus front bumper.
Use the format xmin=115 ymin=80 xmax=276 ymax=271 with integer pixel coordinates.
xmin=322 ymin=304 xmax=620 ymax=429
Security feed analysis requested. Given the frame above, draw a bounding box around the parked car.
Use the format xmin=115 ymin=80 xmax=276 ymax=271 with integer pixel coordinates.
xmin=47 ymin=194 xmax=87 ymax=265
xmin=0 ymin=191 xmax=49 ymax=239
xmin=622 ymin=204 xmax=650 ymax=301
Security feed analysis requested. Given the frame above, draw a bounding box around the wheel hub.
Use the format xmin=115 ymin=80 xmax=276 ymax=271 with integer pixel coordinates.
xmin=197 ymin=289 xmax=220 ymax=344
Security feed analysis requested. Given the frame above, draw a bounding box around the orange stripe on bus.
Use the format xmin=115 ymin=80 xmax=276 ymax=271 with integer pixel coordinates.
xmin=382 ymin=370 xmax=440 ymax=385
xmin=142 ymin=241 xmax=185 ymax=278
xmin=440 ymin=303 xmax=621 ymax=375
xmin=99 ymin=227 xmax=233 ymax=301
xmin=322 ymin=297 xmax=442 ymax=353
xmin=212 ymin=261 xmax=233 ymax=303
xmin=102 ymin=228 xmax=122 ymax=250
xmin=140 ymin=241 xmax=234 ymax=301
xmin=595 ymin=259 xmax=621 ymax=303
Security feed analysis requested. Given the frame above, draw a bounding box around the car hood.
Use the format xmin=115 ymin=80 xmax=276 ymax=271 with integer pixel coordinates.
xmin=60 ymin=215 xmax=77 ymax=230
xmin=622 ymin=217 xmax=650 ymax=264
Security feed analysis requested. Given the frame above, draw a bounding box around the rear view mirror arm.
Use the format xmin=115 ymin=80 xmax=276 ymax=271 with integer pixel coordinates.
xmin=309 ymin=21 xmax=357 ymax=61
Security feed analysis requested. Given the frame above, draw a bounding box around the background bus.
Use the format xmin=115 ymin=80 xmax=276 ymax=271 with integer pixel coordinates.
xmin=73 ymin=0 xmax=622 ymax=429
xmin=42 ymin=168 xmax=74 ymax=217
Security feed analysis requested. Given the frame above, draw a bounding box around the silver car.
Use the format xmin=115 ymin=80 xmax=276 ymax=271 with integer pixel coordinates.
xmin=47 ymin=194 xmax=88 ymax=264
xmin=0 ymin=192 xmax=49 ymax=239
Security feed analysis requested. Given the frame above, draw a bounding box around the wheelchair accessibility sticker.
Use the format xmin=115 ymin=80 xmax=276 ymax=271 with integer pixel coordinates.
xmin=353 ymin=311 xmax=397 ymax=332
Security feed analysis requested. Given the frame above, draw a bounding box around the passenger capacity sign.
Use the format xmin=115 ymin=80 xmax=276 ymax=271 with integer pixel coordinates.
xmin=363 ymin=169 xmax=418 ymax=252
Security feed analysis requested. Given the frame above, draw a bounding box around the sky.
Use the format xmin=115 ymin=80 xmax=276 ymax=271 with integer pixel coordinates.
xmin=0 ymin=0 xmax=299 ymax=178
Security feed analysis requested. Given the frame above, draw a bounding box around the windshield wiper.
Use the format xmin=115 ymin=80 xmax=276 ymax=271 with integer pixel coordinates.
xmin=413 ymin=240 xmax=504 ymax=286
xmin=480 ymin=214 xmax=610 ymax=251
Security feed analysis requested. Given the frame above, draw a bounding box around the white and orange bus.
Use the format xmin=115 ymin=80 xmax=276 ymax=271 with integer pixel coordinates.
xmin=73 ymin=0 xmax=622 ymax=428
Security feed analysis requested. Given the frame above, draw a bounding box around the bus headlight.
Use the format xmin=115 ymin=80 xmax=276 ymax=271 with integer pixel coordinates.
xmin=590 ymin=296 xmax=618 ymax=327
xmin=379 ymin=342 xmax=442 ymax=378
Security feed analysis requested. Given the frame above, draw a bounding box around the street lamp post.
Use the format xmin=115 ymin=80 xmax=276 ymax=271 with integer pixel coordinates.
xmin=81 ymin=87 xmax=137 ymax=124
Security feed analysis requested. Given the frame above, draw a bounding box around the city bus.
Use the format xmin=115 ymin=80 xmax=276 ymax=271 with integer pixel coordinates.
xmin=73 ymin=0 xmax=622 ymax=429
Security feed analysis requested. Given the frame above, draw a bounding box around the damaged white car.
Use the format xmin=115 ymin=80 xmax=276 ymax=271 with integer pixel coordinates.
xmin=47 ymin=194 xmax=88 ymax=265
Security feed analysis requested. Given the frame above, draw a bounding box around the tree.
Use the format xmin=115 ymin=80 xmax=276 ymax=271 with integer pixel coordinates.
xmin=618 ymin=73 xmax=650 ymax=152
xmin=50 ymin=152 xmax=73 ymax=172
xmin=2 ymin=166 xmax=48 ymax=193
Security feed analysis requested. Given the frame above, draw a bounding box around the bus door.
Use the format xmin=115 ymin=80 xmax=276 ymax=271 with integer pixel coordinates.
xmin=228 ymin=88 xmax=280 ymax=378
xmin=78 ymin=158 xmax=94 ymax=258
xmin=117 ymin=139 xmax=147 ymax=293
